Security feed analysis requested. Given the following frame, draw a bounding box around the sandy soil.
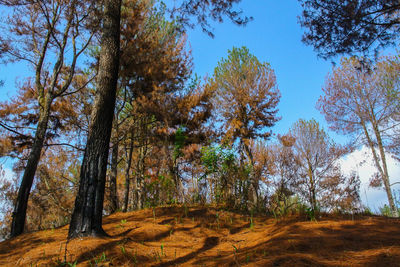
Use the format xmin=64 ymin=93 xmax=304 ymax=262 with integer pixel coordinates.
xmin=0 ymin=205 xmax=399 ymax=266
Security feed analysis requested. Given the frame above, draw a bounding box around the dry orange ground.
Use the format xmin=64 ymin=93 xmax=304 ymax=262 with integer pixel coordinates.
xmin=0 ymin=206 xmax=400 ymax=266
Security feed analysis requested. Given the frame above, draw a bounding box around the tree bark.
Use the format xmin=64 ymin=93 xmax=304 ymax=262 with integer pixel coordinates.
xmin=68 ymin=0 xmax=121 ymax=238
xmin=10 ymin=96 xmax=53 ymax=237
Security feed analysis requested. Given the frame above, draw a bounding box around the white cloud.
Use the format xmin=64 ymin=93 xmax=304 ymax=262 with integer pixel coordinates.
xmin=2 ymin=167 xmax=16 ymax=182
xmin=339 ymin=146 xmax=400 ymax=213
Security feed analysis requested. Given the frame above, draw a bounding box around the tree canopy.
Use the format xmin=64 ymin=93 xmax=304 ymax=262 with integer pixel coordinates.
xmin=298 ymin=0 xmax=400 ymax=58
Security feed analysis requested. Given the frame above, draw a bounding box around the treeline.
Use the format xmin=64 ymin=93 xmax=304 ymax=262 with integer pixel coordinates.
xmin=0 ymin=0 xmax=400 ymax=240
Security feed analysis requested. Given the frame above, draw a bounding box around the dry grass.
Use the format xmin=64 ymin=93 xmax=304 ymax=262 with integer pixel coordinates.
xmin=1 ymin=205 xmax=400 ymax=266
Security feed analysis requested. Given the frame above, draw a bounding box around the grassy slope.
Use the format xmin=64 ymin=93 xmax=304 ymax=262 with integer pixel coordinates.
xmin=0 ymin=205 xmax=400 ymax=266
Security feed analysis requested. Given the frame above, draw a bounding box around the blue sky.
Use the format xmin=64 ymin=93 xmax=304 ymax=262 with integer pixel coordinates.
xmin=1 ymin=0 xmax=399 ymax=210
xmin=183 ymin=1 xmax=399 ymax=211
xmin=184 ymin=0 xmax=340 ymax=141
xmin=0 ymin=0 xmax=336 ymax=140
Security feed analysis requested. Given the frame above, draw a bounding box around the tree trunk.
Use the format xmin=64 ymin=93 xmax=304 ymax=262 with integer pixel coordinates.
xmin=108 ymin=141 xmax=119 ymax=213
xmin=10 ymin=96 xmax=53 ymax=237
xmin=306 ymin=160 xmax=317 ymax=213
xmin=372 ymin=124 xmax=398 ymax=217
xmin=133 ymin=175 xmax=140 ymax=209
xmin=133 ymin=174 xmax=144 ymax=210
xmin=10 ymin=0 xmax=77 ymax=237
xmin=311 ymin=185 xmax=317 ymax=213
xmin=243 ymin=142 xmax=258 ymax=209
xmin=123 ymin=138 xmax=133 ymax=212
xmin=362 ymin=122 xmax=398 ymax=217
xmin=68 ymin=0 xmax=121 ymax=239
xmin=171 ymin=159 xmax=184 ymax=203
xmin=133 ymin=147 xmax=144 ymax=210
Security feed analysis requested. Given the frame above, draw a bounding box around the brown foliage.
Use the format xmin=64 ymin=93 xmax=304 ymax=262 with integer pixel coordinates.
xmin=318 ymin=56 xmax=400 ymax=216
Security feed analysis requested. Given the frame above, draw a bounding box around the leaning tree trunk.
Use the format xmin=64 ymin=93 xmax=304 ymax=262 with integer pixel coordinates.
xmin=362 ymin=122 xmax=398 ymax=217
xmin=10 ymin=0 xmax=76 ymax=237
xmin=372 ymin=124 xmax=399 ymax=217
xmin=10 ymin=96 xmax=53 ymax=237
xmin=68 ymin=0 xmax=121 ymax=239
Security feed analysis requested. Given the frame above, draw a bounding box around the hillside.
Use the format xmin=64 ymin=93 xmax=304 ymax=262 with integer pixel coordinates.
xmin=0 ymin=206 xmax=400 ymax=266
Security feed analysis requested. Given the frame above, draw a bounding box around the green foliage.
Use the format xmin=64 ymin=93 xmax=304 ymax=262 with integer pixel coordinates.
xmin=232 ymin=244 xmax=238 ymax=254
xmin=200 ymin=145 xmax=239 ymax=204
xmin=145 ymin=175 xmax=176 ymax=207
xmin=249 ymin=213 xmax=254 ymax=230
xmin=54 ymin=260 xmax=77 ymax=267
xmin=173 ymin=126 xmax=186 ymax=161
xmin=160 ymin=243 xmax=165 ymax=256
xmin=209 ymin=46 xmax=280 ymax=144
xmin=92 ymin=252 xmax=108 ymax=266
xmin=146 ymin=0 xmax=183 ymax=40
xmin=361 ymin=206 xmax=373 ymax=216
xmin=379 ymin=204 xmax=400 ymax=217
xmin=214 ymin=46 xmax=267 ymax=84
xmin=269 ymin=194 xmax=320 ymax=220
xmin=120 ymin=245 xmax=126 ymax=254
xmin=271 ymin=195 xmax=306 ymax=218
xmin=117 ymin=219 xmax=127 ymax=229
xmin=200 ymin=145 xmax=237 ymax=177
xmin=305 ymin=207 xmax=317 ymax=221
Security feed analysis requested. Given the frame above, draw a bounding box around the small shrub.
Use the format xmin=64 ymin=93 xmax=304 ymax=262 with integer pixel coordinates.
xmin=360 ymin=206 xmax=373 ymax=216
xmin=54 ymin=260 xmax=77 ymax=267
xmin=378 ymin=204 xmax=400 ymax=217
xmin=160 ymin=243 xmax=165 ymax=256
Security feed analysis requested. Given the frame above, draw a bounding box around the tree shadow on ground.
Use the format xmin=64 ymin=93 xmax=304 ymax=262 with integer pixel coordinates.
xmin=0 ymin=235 xmax=57 ymax=259
xmin=229 ymin=222 xmax=250 ymax=234
xmin=214 ymin=218 xmax=400 ymax=266
xmin=156 ymin=236 xmax=219 ymax=267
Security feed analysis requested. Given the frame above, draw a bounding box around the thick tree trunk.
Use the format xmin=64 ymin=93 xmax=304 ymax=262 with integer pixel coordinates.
xmin=10 ymin=96 xmax=53 ymax=237
xmin=68 ymin=0 xmax=121 ymax=239
xmin=108 ymin=142 xmax=119 ymax=213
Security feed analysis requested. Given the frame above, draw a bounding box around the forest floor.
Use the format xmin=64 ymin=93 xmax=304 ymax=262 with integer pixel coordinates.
xmin=0 ymin=205 xmax=400 ymax=266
